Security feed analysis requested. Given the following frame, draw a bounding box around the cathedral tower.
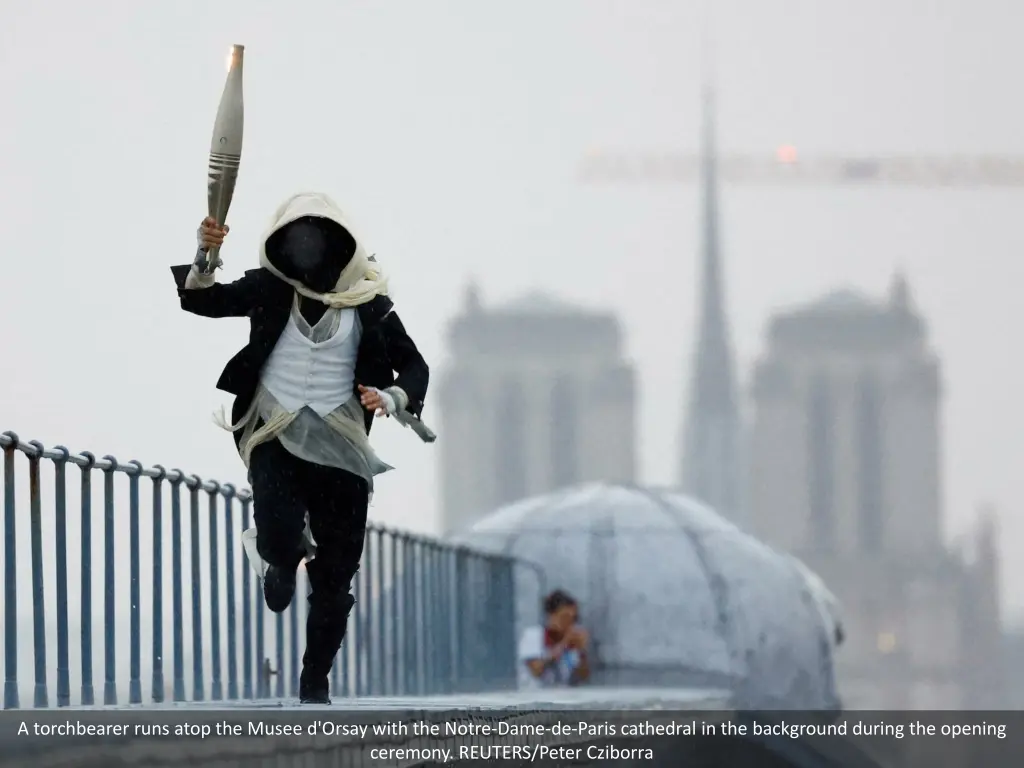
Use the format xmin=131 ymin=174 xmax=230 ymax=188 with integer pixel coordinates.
xmin=679 ymin=84 xmax=742 ymax=521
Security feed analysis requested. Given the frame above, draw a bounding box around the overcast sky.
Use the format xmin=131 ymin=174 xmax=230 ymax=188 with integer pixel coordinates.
xmin=1 ymin=0 xmax=1022 ymax=622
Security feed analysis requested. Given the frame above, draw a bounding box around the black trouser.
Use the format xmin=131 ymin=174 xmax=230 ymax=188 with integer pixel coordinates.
xmin=249 ymin=439 xmax=368 ymax=680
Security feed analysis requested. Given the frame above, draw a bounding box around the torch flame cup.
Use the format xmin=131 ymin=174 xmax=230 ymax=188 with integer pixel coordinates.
xmin=202 ymin=44 xmax=245 ymax=273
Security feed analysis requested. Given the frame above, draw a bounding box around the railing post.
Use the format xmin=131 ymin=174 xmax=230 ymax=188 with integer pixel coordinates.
xmin=169 ymin=469 xmax=185 ymax=702
xmin=223 ymin=484 xmax=239 ymax=701
xmin=377 ymin=529 xmax=387 ymax=696
xmin=240 ymin=493 xmax=254 ymax=700
xmin=187 ymin=475 xmax=205 ymax=702
xmin=206 ymin=481 xmax=223 ymax=701
xmin=454 ymin=547 xmax=468 ymax=693
xmin=425 ymin=543 xmax=438 ymax=694
xmin=100 ymin=454 xmax=118 ymax=706
xmin=363 ymin=527 xmax=375 ymax=696
xmin=27 ymin=441 xmax=49 ymax=708
xmin=51 ymin=446 xmax=71 ymax=707
xmin=386 ymin=534 xmax=394 ymax=696
xmin=413 ymin=536 xmax=425 ymax=696
xmin=150 ymin=465 xmax=167 ymax=703
xmin=249 ymin=494 xmax=267 ymax=699
xmin=402 ymin=535 xmax=416 ymax=696
xmin=78 ymin=451 xmax=96 ymax=706
xmin=439 ymin=545 xmax=453 ymax=694
xmin=2 ymin=431 xmax=20 ymax=710
xmin=127 ymin=460 xmax=143 ymax=705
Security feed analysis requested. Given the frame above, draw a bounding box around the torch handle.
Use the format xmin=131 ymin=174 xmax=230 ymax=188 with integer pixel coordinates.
xmin=204 ymin=245 xmax=223 ymax=273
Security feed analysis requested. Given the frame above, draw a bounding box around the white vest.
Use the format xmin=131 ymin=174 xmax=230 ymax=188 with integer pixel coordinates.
xmin=260 ymin=308 xmax=362 ymax=417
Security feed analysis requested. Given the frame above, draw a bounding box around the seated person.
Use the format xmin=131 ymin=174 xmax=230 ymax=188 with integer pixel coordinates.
xmin=518 ymin=589 xmax=590 ymax=688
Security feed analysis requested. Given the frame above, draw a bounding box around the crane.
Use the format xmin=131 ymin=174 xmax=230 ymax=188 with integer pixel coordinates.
xmin=577 ymin=148 xmax=1024 ymax=188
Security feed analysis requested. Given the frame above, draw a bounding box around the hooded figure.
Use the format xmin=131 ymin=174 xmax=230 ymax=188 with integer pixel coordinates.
xmin=171 ymin=192 xmax=430 ymax=704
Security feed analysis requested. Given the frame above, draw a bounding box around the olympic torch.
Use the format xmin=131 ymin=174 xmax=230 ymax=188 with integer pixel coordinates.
xmin=198 ymin=44 xmax=245 ymax=274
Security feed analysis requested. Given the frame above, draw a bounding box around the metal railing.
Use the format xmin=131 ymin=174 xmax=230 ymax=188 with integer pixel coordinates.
xmin=1 ymin=431 xmax=518 ymax=709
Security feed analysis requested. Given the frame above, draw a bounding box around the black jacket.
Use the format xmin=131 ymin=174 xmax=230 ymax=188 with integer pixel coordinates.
xmin=170 ymin=264 xmax=429 ymax=438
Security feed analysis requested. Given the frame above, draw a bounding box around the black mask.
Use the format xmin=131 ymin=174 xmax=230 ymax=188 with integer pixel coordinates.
xmin=278 ymin=219 xmax=328 ymax=271
xmin=266 ymin=216 xmax=356 ymax=295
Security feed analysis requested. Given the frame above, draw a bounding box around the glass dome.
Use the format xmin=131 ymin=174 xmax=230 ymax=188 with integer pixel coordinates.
xmin=450 ymin=483 xmax=842 ymax=710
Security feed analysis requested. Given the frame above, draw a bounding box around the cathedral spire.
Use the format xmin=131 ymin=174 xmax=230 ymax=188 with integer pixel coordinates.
xmin=680 ymin=74 xmax=742 ymax=520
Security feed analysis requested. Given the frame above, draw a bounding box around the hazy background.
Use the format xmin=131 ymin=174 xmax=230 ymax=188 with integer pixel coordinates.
xmin=1 ymin=0 xmax=1021 ymax=623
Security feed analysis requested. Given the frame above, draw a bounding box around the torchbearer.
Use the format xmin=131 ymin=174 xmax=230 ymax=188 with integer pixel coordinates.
xmin=172 ymin=51 xmax=433 ymax=706
xmin=174 ymin=198 xmax=432 ymax=704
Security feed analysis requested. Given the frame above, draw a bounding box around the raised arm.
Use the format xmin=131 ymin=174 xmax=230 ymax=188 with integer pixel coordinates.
xmin=170 ymin=218 xmax=259 ymax=318
xmin=567 ymin=626 xmax=591 ymax=684
xmin=170 ymin=264 xmax=261 ymax=318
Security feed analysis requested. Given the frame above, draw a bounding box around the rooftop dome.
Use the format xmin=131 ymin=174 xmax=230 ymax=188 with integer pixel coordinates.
xmin=451 ymin=484 xmax=842 ymax=710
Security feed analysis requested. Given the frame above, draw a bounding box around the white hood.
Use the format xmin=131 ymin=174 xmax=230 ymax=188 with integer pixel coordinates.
xmin=258 ymin=191 xmax=388 ymax=308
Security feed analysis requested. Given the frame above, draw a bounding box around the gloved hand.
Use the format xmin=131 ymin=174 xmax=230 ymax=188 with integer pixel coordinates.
xmin=357 ymin=384 xmax=407 ymax=417
xmin=194 ymin=217 xmax=228 ymax=274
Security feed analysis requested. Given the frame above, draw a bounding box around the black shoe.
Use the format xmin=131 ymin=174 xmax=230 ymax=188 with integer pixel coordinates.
xmin=263 ymin=564 xmax=297 ymax=613
xmin=299 ymin=671 xmax=330 ymax=704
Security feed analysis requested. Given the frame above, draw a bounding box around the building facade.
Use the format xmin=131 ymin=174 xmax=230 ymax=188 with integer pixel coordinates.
xmin=747 ymin=276 xmax=1002 ymax=709
xmin=438 ymin=286 xmax=636 ymax=534
xmin=1002 ymin=624 xmax=1024 ymax=708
